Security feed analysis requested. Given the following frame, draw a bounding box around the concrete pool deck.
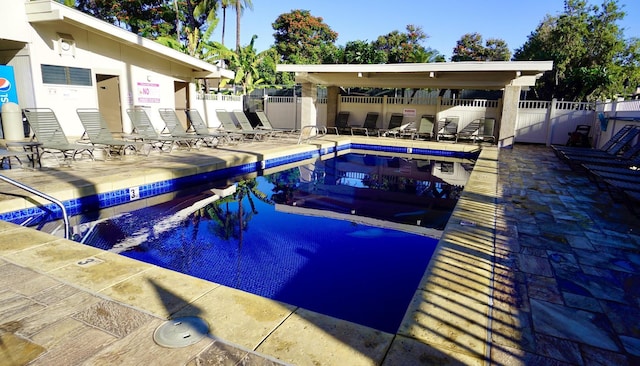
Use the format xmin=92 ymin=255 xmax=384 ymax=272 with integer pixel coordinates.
xmin=0 ymin=135 xmax=638 ymax=365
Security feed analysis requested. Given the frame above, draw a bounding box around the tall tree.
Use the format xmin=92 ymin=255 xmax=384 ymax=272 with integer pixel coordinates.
xmin=220 ymin=35 xmax=274 ymax=95
xmin=73 ymin=0 xmax=176 ymax=38
xmin=514 ymin=0 xmax=639 ymax=101
xmin=373 ymin=25 xmax=429 ymax=63
xmin=234 ymin=0 xmax=253 ymax=51
xmin=342 ymin=40 xmax=387 ymax=64
xmin=451 ymin=33 xmax=510 ymax=61
xmin=272 ymin=10 xmax=338 ymax=64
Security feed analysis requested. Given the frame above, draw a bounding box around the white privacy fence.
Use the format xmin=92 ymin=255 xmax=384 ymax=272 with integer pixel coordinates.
xmin=197 ymin=93 xmax=640 ymax=147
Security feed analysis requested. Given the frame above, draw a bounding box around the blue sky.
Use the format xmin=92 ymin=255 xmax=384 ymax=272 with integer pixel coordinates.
xmin=214 ymin=0 xmax=640 ymax=60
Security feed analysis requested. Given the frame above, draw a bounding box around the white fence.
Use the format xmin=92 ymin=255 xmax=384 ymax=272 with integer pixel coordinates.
xmin=197 ymin=93 xmax=640 ymax=148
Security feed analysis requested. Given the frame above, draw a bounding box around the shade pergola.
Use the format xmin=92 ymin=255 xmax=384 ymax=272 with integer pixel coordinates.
xmin=277 ymin=61 xmax=554 ymax=147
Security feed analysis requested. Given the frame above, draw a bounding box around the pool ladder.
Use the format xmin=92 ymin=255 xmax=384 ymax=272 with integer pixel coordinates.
xmin=0 ymin=173 xmax=70 ymax=239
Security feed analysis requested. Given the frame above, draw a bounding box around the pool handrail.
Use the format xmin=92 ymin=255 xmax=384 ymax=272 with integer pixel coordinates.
xmin=0 ymin=173 xmax=70 ymax=239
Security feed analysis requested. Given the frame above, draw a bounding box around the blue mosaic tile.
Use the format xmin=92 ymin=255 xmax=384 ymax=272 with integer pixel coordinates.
xmin=2 ymin=144 xmax=479 ymax=226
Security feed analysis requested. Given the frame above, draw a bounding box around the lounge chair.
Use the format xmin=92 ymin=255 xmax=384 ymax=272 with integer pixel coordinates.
xmin=601 ymin=178 xmax=640 ymax=205
xmin=351 ymin=112 xmax=380 ymax=136
xmin=559 ymin=126 xmax=640 ymax=163
xmin=436 ymin=116 xmax=459 ymax=141
xmin=378 ymin=113 xmax=407 ymax=138
xmin=551 ymin=124 xmax=634 ymax=158
xmin=232 ymin=110 xmax=273 ymax=140
xmin=455 ymin=119 xmax=483 ymax=142
xmin=158 ymin=108 xmax=214 ymax=148
xmin=410 ymin=115 xmax=435 ymax=140
xmin=215 ymin=110 xmax=262 ymax=141
xmin=76 ymin=108 xmax=149 ymax=158
xmin=255 ymin=111 xmax=298 ymax=135
xmin=563 ymin=138 xmax=640 ymax=170
xmin=476 ymin=117 xmax=497 ymax=143
xmin=126 ymin=107 xmax=190 ymax=152
xmin=184 ymin=108 xmax=238 ymax=145
xmin=328 ymin=111 xmax=351 ymax=135
xmin=22 ymin=107 xmax=94 ymax=165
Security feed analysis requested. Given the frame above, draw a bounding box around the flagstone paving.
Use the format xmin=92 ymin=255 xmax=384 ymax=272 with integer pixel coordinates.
xmin=493 ymin=144 xmax=640 ymax=365
xmin=0 ymin=140 xmax=639 ymax=365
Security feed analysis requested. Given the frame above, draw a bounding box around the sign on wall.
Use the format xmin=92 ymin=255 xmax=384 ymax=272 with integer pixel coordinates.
xmin=136 ymin=81 xmax=160 ymax=104
xmin=0 ymin=65 xmax=19 ymax=106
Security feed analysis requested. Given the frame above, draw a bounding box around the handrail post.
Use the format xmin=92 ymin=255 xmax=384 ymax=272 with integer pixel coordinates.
xmin=0 ymin=174 xmax=70 ymax=239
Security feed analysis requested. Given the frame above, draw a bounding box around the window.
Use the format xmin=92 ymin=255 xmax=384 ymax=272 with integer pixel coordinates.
xmin=41 ymin=64 xmax=92 ymax=86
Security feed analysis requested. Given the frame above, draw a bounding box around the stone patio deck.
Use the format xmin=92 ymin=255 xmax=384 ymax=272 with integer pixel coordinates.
xmin=0 ymin=137 xmax=638 ymax=365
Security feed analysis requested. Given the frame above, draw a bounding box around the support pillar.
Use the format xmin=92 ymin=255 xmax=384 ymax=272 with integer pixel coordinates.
xmin=300 ymin=82 xmax=318 ymax=129
xmin=498 ymin=85 xmax=521 ymax=148
xmin=326 ymin=86 xmax=339 ymax=128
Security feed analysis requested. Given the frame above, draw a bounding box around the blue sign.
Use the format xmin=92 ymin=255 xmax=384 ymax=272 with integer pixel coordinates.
xmin=0 ymin=65 xmax=19 ymax=107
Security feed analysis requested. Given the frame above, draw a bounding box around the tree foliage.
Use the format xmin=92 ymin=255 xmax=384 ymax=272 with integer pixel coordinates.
xmin=272 ymin=10 xmax=338 ymax=64
xmin=72 ymin=0 xmax=176 ymax=38
xmin=220 ymin=35 xmax=275 ymax=94
xmin=451 ymin=32 xmax=511 ymax=61
xmin=373 ymin=25 xmax=431 ymax=63
xmin=514 ymin=0 xmax=640 ymax=101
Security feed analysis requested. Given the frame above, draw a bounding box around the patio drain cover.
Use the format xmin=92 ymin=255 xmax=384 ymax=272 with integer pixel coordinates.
xmin=153 ymin=317 xmax=209 ymax=348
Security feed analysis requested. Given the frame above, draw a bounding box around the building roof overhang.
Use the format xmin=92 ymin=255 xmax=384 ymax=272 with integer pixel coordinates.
xmin=24 ymin=0 xmax=234 ymax=80
xmin=277 ymin=61 xmax=553 ymax=90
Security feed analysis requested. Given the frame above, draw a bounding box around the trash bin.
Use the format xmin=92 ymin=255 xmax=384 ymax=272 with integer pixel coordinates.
xmin=2 ymin=102 xmax=24 ymax=141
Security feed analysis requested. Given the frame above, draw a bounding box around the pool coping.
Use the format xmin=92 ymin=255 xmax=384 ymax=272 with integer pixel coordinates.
xmin=0 ymin=136 xmax=497 ymax=365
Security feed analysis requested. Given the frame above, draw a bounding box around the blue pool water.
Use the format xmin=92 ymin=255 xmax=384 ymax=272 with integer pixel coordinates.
xmin=75 ymin=154 xmax=472 ymax=333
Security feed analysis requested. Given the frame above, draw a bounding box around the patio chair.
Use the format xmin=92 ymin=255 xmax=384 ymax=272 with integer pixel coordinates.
xmin=351 ymin=112 xmax=380 ymax=136
xmin=475 ymin=117 xmax=497 ymax=143
xmin=216 ymin=110 xmax=262 ymax=141
xmin=184 ymin=108 xmax=238 ymax=145
xmin=564 ymin=138 xmax=640 ymax=170
xmin=76 ymin=108 xmax=149 ymax=158
xmin=232 ymin=110 xmax=273 ymax=141
xmin=412 ymin=115 xmax=435 ymax=140
xmin=22 ymin=107 xmax=95 ymax=165
xmin=455 ymin=119 xmax=483 ymax=143
xmin=255 ymin=111 xmax=298 ymax=136
xmin=559 ymin=125 xmax=640 ymax=163
xmin=158 ymin=108 xmax=211 ymax=148
xmin=436 ymin=116 xmax=459 ymax=141
xmin=126 ymin=107 xmax=190 ymax=152
xmin=551 ymin=124 xmax=634 ymax=158
xmin=327 ymin=111 xmax=351 ymax=135
xmin=379 ymin=113 xmax=407 ymax=138
xmin=565 ymin=124 xmax=591 ymax=147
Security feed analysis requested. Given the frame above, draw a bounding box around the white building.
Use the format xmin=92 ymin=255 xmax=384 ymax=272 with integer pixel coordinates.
xmin=0 ymin=0 xmax=233 ymax=138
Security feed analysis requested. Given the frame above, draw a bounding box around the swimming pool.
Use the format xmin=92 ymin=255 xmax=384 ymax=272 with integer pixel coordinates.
xmin=69 ymin=154 xmax=473 ymax=333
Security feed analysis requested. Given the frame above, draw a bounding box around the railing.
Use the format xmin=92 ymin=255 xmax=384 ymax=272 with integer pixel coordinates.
xmin=0 ymin=174 xmax=70 ymax=239
xmin=297 ymin=126 xmax=324 ymax=144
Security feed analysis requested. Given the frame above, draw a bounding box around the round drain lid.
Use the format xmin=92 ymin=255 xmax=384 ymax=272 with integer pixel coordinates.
xmin=153 ymin=317 xmax=209 ymax=348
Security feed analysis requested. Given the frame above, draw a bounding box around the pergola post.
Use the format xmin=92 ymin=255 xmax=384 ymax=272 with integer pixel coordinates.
xmin=498 ymin=85 xmax=521 ymax=148
xmin=300 ymin=82 xmax=318 ymax=129
xmin=326 ymin=86 xmax=339 ymax=128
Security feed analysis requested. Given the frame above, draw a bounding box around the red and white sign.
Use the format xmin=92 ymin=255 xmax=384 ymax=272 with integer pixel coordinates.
xmin=136 ymin=82 xmax=160 ymax=103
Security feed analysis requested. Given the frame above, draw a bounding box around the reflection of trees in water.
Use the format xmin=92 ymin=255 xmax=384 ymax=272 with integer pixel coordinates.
xmin=193 ymin=178 xmax=274 ymax=243
xmin=267 ymin=168 xmax=302 ymax=204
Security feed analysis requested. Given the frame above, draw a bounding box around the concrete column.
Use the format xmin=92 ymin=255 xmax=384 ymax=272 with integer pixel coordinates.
xmin=326 ymin=86 xmax=339 ymax=127
xmin=498 ymin=85 xmax=521 ymax=148
xmin=300 ymin=82 xmax=318 ymax=129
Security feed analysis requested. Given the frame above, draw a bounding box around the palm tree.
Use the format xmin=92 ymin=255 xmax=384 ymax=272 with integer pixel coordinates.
xmin=220 ymin=35 xmax=269 ymax=95
xmin=234 ymin=0 xmax=253 ymax=51
xmin=220 ymin=0 xmax=232 ymax=46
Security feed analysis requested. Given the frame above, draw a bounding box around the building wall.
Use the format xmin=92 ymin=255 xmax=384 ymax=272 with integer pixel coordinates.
xmin=9 ymin=15 xmax=200 ymax=138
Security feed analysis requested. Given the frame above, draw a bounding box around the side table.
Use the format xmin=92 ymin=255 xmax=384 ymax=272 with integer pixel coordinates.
xmin=6 ymin=141 xmax=43 ymax=168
